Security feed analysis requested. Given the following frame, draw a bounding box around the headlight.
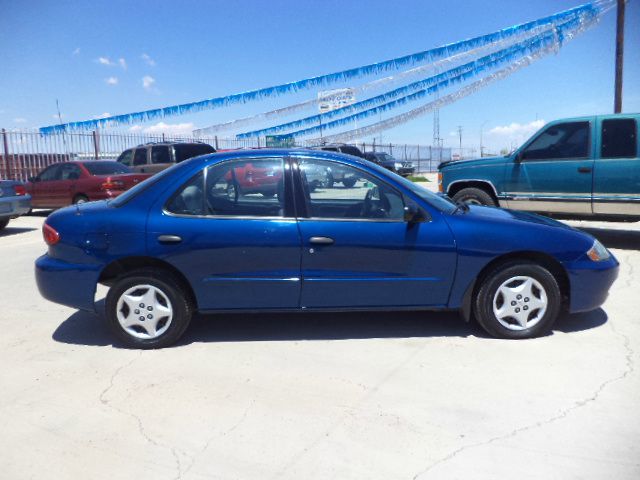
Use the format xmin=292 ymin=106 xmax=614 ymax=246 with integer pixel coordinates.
xmin=587 ymin=239 xmax=611 ymax=262
xmin=394 ymin=162 xmax=403 ymax=169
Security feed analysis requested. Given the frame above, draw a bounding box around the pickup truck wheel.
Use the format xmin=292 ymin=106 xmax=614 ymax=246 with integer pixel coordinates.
xmin=474 ymin=262 xmax=561 ymax=339
xmin=0 ymin=218 xmax=9 ymax=231
xmin=73 ymin=194 xmax=89 ymax=205
xmin=106 ymin=269 xmax=193 ymax=349
xmin=452 ymin=187 xmax=496 ymax=206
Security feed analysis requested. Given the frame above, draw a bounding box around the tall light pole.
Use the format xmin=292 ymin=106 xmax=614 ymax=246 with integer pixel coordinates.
xmin=614 ymin=0 xmax=625 ymax=113
xmin=480 ymin=120 xmax=488 ymax=157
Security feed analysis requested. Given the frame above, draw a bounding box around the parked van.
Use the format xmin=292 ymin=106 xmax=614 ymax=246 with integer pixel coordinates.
xmin=439 ymin=114 xmax=639 ymax=219
xmin=116 ymin=141 xmax=215 ymax=174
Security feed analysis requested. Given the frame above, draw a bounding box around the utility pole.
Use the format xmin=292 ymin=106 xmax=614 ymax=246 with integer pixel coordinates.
xmin=614 ymin=0 xmax=625 ymax=113
xmin=480 ymin=120 xmax=488 ymax=157
xmin=457 ymin=125 xmax=463 ymax=150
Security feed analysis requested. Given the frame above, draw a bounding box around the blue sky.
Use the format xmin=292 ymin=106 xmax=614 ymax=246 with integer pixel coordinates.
xmin=0 ymin=0 xmax=638 ymax=153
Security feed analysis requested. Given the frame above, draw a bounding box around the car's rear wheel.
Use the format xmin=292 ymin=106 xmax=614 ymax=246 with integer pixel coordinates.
xmin=0 ymin=218 xmax=9 ymax=231
xmin=105 ymin=269 xmax=193 ymax=349
xmin=474 ymin=262 xmax=561 ymax=339
xmin=73 ymin=194 xmax=89 ymax=205
xmin=452 ymin=187 xmax=496 ymax=206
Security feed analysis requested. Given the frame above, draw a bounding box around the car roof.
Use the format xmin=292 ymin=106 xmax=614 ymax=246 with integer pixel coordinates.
xmin=195 ymin=148 xmax=374 ymax=169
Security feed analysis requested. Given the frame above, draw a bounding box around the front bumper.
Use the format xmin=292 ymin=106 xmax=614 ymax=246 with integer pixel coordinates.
xmin=35 ymin=254 xmax=101 ymax=312
xmin=397 ymin=167 xmax=415 ymax=177
xmin=566 ymin=256 xmax=620 ymax=313
xmin=0 ymin=195 xmax=31 ymax=218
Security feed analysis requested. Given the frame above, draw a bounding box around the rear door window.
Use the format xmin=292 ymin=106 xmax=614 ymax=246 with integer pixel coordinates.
xmin=174 ymin=144 xmax=215 ymax=163
xmin=151 ymin=146 xmax=171 ymax=164
xmin=133 ymin=148 xmax=148 ymax=166
xmin=601 ymin=119 xmax=637 ymax=158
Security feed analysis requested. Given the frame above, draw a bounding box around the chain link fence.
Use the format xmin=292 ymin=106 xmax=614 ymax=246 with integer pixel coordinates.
xmin=1 ymin=128 xmax=470 ymax=181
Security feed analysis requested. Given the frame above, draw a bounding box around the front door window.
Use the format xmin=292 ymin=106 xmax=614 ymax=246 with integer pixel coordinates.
xmin=521 ymin=122 xmax=590 ymax=161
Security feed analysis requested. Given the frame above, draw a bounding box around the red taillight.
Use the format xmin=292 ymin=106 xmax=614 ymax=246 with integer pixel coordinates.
xmin=101 ymin=177 xmax=125 ymax=191
xmin=14 ymin=184 xmax=26 ymax=196
xmin=42 ymin=223 xmax=60 ymax=246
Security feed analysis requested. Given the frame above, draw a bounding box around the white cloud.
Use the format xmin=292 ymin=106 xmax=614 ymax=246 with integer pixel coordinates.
xmin=93 ymin=112 xmax=112 ymax=119
xmin=142 ymin=75 xmax=156 ymax=90
xmin=119 ymin=58 xmax=127 ymax=69
xmin=141 ymin=53 xmax=156 ymax=67
xmin=13 ymin=117 xmax=27 ymax=123
xmin=105 ymin=76 xmax=119 ymax=85
xmin=97 ymin=56 xmax=114 ymax=66
xmin=129 ymin=122 xmax=195 ymax=136
xmin=51 ymin=113 xmax=65 ymax=120
xmin=489 ymin=119 xmax=545 ymax=137
xmin=72 ymin=47 xmax=81 ymax=56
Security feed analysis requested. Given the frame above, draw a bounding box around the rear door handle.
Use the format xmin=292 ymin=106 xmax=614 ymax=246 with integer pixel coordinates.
xmin=157 ymin=234 xmax=182 ymax=244
xmin=309 ymin=236 xmax=334 ymax=245
xmin=578 ymin=167 xmax=592 ymax=173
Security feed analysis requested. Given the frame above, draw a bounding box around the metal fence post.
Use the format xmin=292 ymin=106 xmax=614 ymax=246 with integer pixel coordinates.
xmin=92 ymin=130 xmax=100 ymax=160
xmin=214 ymin=135 xmax=219 ymax=150
xmin=1 ymin=128 xmax=10 ymax=179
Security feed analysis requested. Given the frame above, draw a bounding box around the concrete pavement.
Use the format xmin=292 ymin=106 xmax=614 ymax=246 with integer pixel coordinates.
xmin=0 ymin=211 xmax=638 ymax=480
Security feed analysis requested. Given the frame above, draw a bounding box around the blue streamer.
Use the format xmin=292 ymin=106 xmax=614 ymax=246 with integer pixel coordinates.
xmin=39 ymin=3 xmax=600 ymax=135
xmin=237 ymin=31 xmax=560 ymax=139
xmin=259 ymin=14 xmax=591 ymax=140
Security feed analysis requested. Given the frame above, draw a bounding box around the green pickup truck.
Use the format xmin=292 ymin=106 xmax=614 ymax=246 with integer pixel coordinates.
xmin=439 ymin=114 xmax=639 ymax=219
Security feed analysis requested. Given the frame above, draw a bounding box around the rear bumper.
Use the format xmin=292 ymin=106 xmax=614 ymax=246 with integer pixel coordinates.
xmin=566 ymin=256 xmax=619 ymax=313
xmin=0 ymin=195 xmax=31 ymax=218
xmin=35 ymin=254 xmax=101 ymax=312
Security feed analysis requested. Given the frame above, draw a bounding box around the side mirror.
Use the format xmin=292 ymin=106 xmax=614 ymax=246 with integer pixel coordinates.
xmin=404 ymin=205 xmax=423 ymax=223
xmin=514 ymin=152 xmax=523 ymax=163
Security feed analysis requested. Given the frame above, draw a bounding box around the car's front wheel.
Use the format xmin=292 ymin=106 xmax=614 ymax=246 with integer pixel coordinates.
xmin=105 ymin=270 xmax=193 ymax=349
xmin=0 ymin=218 xmax=9 ymax=231
xmin=474 ymin=262 xmax=561 ymax=339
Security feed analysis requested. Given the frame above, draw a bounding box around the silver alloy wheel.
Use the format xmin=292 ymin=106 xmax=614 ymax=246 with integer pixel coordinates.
xmin=116 ymin=284 xmax=173 ymax=339
xmin=492 ymin=276 xmax=548 ymax=331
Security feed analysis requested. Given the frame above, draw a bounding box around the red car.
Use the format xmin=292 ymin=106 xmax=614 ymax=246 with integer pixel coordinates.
xmin=224 ymin=160 xmax=283 ymax=197
xmin=26 ymin=161 xmax=151 ymax=209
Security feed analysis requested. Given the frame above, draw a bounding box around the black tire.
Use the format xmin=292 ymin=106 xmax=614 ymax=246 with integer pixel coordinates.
xmin=0 ymin=218 xmax=9 ymax=231
xmin=342 ymin=176 xmax=357 ymax=188
xmin=73 ymin=194 xmax=89 ymax=205
xmin=452 ymin=187 xmax=497 ymax=206
xmin=474 ymin=262 xmax=561 ymax=339
xmin=105 ymin=269 xmax=193 ymax=349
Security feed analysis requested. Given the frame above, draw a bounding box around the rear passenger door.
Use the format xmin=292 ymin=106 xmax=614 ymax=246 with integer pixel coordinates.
xmin=149 ymin=145 xmax=172 ymax=174
xmin=593 ymin=117 xmax=640 ymax=215
xmin=131 ymin=148 xmax=149 ymax=173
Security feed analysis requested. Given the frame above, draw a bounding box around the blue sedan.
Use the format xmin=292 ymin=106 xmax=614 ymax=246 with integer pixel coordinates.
xmin=35 ymin=149 xmax=619 ymax=348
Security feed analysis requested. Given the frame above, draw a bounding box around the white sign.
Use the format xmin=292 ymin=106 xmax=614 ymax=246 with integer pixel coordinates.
xmin=318 ymin=88 xmax=356 ymax=113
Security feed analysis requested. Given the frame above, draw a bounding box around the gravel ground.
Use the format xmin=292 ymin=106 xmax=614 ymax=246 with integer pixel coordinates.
xmin=0 ymin=201 xmax=638 ymax=480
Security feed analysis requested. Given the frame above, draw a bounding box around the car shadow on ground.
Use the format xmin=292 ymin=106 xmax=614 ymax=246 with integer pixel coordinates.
xmin=0 ymin=226 xmax=37 ymax=237
xmin=52 ymin=301 xmax=608 ymax=348
xmin=576 ymin=226 xmax=640 ymax=251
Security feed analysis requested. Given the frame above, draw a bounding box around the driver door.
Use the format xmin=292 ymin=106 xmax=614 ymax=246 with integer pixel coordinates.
xmin=504 ymin=120 xmax=594 ymax=214
xmin=294 ymin=157 xmax=456 ymax=309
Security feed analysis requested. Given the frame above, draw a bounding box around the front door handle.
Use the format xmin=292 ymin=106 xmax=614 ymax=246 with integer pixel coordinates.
xmin=158 ymin=234 xmax=182 ymax=244
xmin=578 ymin=167 xmax=592 ymax=173
xmin=309 ymin=236 xmax=334 ymax=245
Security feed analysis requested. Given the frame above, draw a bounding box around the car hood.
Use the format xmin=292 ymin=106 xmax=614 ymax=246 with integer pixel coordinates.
xmin=444 ymin=204 xmax=595 ymax=263
xmin=439 ymin=155 xmax=507 ymax=170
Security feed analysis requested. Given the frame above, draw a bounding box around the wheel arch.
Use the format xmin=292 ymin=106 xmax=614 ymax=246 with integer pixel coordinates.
xmin=447 ymin=180 xmax=499 ymax=203
xmin=460 ymin=250 xmax=570 ymax=322
xmin=98 ymin=256 xmax=198 ymax=309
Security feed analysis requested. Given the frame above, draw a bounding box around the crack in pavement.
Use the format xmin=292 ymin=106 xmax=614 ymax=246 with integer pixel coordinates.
xmin=99 ymin=353 xmax=184 ymax=480
xmin=180 ymin=398 xmax=256 ymax=478
xmin=413 ymin=321 xmax=635 ymax=479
